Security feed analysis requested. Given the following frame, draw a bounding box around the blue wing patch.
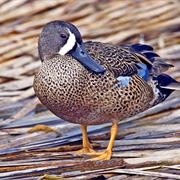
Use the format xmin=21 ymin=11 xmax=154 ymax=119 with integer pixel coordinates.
xmin=116 ymin=76 xmax=131 ymax=88
xmin=136 ymin=63 xmax=149 ymax=81
xmin=115 ymin=63 xmax=149 ymax=88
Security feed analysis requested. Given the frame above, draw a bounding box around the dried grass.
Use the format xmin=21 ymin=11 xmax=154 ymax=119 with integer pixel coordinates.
xmin=0 ymin=0 xmax=180 ymax=179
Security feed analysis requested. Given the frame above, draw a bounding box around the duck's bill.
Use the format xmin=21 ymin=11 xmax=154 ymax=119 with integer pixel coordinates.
xmin=70 ymin=43 xmax=106 ymax=74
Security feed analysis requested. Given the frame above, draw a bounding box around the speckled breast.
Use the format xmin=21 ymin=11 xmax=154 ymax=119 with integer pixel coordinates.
xmin=34 ymin=55 xmax=154 ymax=125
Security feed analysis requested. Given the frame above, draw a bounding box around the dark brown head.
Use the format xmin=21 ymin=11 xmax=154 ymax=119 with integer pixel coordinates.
xmin=38 ymin=20 xmax=105 ymax=74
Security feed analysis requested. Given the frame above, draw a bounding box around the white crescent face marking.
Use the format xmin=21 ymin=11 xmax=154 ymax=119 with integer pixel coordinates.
xmin=58 ymin=29 xmax=76 ymax=55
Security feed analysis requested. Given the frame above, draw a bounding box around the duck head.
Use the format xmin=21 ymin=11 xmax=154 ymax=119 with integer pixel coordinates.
xmin=38 ymin=20 xmax=105 ymax=74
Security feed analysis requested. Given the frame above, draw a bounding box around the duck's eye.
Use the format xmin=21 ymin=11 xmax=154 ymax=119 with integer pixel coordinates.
xmin=60 ymin=33 xmax=67 ymax=38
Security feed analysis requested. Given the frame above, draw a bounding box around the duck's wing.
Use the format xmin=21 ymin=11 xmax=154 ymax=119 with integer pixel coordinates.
xmin=85 ymin=41 xmax=141 ymax=78
xmin=121 ymin=44 xmax=174 ymax=77
xmin=85 ymin=42 xmax=173 ymax=81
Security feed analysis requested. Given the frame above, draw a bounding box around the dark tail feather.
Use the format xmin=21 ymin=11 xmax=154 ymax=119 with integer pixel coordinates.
xmin=156 ymin=74 xmax=179 ymax=99
xmin=153 ymin=74 xmax=179 ymax=105
xmin=131 ymin=44 xmax=154 ymax=51
xmin=157 ymin=74 xmax=178 ymax=87
xmin=141 ymin=51 xmax=159 ymax=62
xmin=151 ymin=58 xmax=174 ymax=76
xmin=122 ymin=44 xmax=155 ymax=63
xmin=159 ymin=82 xmax=180 ymax=90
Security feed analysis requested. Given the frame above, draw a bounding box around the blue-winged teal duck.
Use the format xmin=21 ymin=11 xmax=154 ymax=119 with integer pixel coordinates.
xmin=34 ymin=21 xmax=180 ymax=160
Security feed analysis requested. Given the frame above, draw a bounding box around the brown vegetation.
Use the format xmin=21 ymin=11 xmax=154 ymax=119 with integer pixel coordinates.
xmin=0 ymin=0 xmax=180 ymax=179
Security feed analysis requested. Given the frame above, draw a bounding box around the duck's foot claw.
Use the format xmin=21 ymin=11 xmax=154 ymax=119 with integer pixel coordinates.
xmin=28 ymin=124 xmax=57 ymax=134
xmin=38 ymin=174 xmax=62 ymax=180
xmin=89 ymin=150 xmax=112 ymax=161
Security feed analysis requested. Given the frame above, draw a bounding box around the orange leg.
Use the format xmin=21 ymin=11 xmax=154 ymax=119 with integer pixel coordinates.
xmin=74 ymin=125 xmax=96 ymax=154
xmin=90 ymin=122 xmax=118 ymax=160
